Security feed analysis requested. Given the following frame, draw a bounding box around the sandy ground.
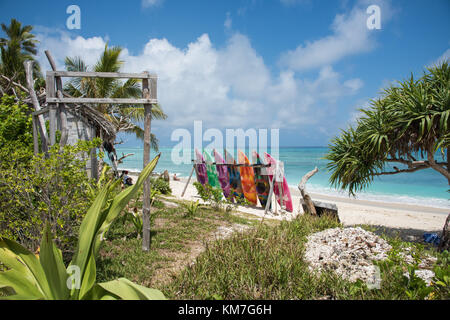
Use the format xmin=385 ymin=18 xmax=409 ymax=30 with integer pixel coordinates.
xmin=129 ymin=173 xmax=448 ymax=239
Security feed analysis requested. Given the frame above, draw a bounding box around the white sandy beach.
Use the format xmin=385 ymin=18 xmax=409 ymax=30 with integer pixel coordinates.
xmin=130 ymin=172 xmax=448 ymax=237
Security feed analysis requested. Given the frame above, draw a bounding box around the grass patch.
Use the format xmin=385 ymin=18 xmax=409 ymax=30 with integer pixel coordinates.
xmin=165 ymin=215 xmax=449 ymax=300
xmin=96 ymin=197 xmax=257 ymax=288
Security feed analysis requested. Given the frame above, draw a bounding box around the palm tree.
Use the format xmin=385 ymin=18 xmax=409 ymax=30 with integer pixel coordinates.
xmin=0 ymin=18 xmax=40 ymax=85
xmin=64 ymin=45 xmax=167 ymax=150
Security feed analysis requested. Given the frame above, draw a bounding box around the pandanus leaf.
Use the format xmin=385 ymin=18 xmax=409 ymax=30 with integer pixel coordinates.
xmin=39 ymin=223 xmax=69 ymax=299
xmin=96 ymin=278 xmax=166 ymax=300
xmin=71 ymin=153 xmax=161 ymax=299
xmin=0 ymin=238 xmax=49 ymax=299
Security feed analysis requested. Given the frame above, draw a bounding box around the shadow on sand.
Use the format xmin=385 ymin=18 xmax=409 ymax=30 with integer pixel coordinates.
xmin=351 ymin=224 xmax=442 ymax=247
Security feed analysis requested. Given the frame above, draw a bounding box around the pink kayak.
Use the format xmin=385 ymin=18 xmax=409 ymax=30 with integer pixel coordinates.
xmin=213 ymin=149 xmax=231 ymax=199
xmin=264 ymin=152 xmax=293 ymax=212
xmin=195 ymin=149 xmax=208 ymax=185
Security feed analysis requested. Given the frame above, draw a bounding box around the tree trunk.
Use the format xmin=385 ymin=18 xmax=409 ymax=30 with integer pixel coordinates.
xmin=142 ymin=78 xmax=152 ymax=252
xmin=438 ymin=213 xmax=450 ymax=252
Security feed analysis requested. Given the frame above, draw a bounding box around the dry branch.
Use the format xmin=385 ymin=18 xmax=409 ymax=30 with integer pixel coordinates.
xmin=298 ymin=167 xmax=318 ymax=216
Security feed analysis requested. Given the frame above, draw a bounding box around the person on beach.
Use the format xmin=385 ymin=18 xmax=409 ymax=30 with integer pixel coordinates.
xmin=173 ymin=173 xmax=180 ymax=181
xmin=124 ymin=177 xmax=133 ymax=186
xmin=121 ymin=170 xmax=132 ymax=186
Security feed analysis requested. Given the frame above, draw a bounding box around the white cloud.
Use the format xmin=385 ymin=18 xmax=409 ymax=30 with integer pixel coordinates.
xmin=142 ymin=0 xmax=164 ymax=8
xmin=279 ymin=0 xmax=391 ymax=71
xmin=35 ymin=28 xmax=106 ymax=71
xmin=35 ymin=30 xmax=363 ymax=132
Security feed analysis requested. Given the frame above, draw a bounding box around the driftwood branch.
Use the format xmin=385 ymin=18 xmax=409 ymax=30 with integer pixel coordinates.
xmin=24 ymin=61 xmax=48 ymax=154
xmin=298 ymin=167 xmax=318 ymax=216
xmin=374 ymin=165 xmax=429 ymax=176
xmin=45 ymin=50 xmax=69 ymax=148
xmin=117 ymin=153 xmax=134 ymax=164
xmin=0 ymin=74 xmax=29 ymax=93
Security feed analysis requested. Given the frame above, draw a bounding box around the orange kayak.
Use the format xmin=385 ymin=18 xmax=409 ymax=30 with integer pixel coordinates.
xmin=238 ymin=150 xmax=258 ymax=205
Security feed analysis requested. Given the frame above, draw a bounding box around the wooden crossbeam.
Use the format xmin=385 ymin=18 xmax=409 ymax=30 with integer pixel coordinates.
xmin=191 ymin=160 xmax=270 ymax=168
xmin=46 ymin=97 xmax=158 ymax=105
xmin=47 ymin=71 xmax=157 ymax=79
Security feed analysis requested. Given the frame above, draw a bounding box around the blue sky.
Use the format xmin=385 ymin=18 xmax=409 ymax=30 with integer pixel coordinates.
xmin=1 ymin=0 xmax=449 ymax=147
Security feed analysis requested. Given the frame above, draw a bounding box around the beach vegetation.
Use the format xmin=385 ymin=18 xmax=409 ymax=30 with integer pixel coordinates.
xmin=326 ymin=62 xmax=450 ymax=194
xmin=0 ymin=139 xmax=101 ymax=262
xmin=193 ymin=182 xmax=234 ymax=212
xmin=183 ymin=200 xmax=201 ymax=218
xmin=0 ymin=18 xmax=41 ymax=90
xmin=91 ymin=191 xmax=449 ymax=300
xmin=150 ymin=177 xmax=172 ymax=195
xmin=0 ymin=153 xmax=165 ymax=300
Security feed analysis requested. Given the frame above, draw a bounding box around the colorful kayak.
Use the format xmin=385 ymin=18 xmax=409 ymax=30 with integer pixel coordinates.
xmin=194 ymin=149 xmax=208 ymax=185
xmin=252 ymin=151 xmax=271 ymax=208
xmin=213 ymin=149 xmax=231 ymax=199
xmin=238 ymin=150 xmax=258 ymax=205
xmin=264 ymin=152 xmax=293 ymax=212
xmin=203 ymin=150 xmax=221 ymax=189
xmin=224 ymin=150 xmax=244 ymax=202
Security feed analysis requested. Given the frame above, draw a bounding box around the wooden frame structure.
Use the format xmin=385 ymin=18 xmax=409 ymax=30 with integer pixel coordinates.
xmin=32 ymin=69 xmax=158 ymax=251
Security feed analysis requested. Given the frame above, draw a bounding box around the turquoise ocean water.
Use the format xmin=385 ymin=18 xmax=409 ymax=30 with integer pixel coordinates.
xmin=113 ymin=146 xmax=449 ymax=209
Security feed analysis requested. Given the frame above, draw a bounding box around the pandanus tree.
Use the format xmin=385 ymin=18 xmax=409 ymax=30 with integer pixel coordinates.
xmin=325 ymin=61 xmax=450 ymax=250
xmin=0 ymin=18 xmax=40 ymax=88
xmin=64 ymin=45 xmax=167 ymax=150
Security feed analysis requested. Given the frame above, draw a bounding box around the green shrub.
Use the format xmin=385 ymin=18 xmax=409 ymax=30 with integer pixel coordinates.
xmin=150 ymin=177 xmax=172 ymax=195
xmin=183 ymin=200 xmax=200 ymax=218
xmin=0 ymin=139 xmax=101 ymax=262
xmin=0 ymin=95 xmax=33 ymax=153
xmin=193 ymin=182 xmax=236 ymax=212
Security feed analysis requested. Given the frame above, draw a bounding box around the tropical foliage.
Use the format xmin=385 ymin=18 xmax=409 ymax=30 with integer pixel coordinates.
xmin=0 ymin=138 xmax=102 ymax=262
xmin=0 ymin=153 xmax=165 ymax=300
xmin=0 ymin=18 xmax=40 ymax=87
xmin=326 ymin=62 xmax=450 ymax=195
xmin=64 ymin=45 xmax=167 ymax=150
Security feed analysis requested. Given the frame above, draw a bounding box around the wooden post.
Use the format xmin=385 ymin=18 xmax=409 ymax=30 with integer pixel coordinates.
xmin=49 ymin=105 xmax=57 ymax=146
xmin=46 ymin=73 xmax=57 ymax=146
xmin=142 ymin=75 xmax=153 ymax=251
xmin=264 ymin=174 xmax=276 ymax=215
xmin=90 ymin=126 xmax=98 ymax=180
xmin=181 ymin=165 xmax=195 ymax=197
xmin=32 ymin=115 xmax=39 ymax=155
xmin=45 ymin=50 xmax=69 ymax=148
